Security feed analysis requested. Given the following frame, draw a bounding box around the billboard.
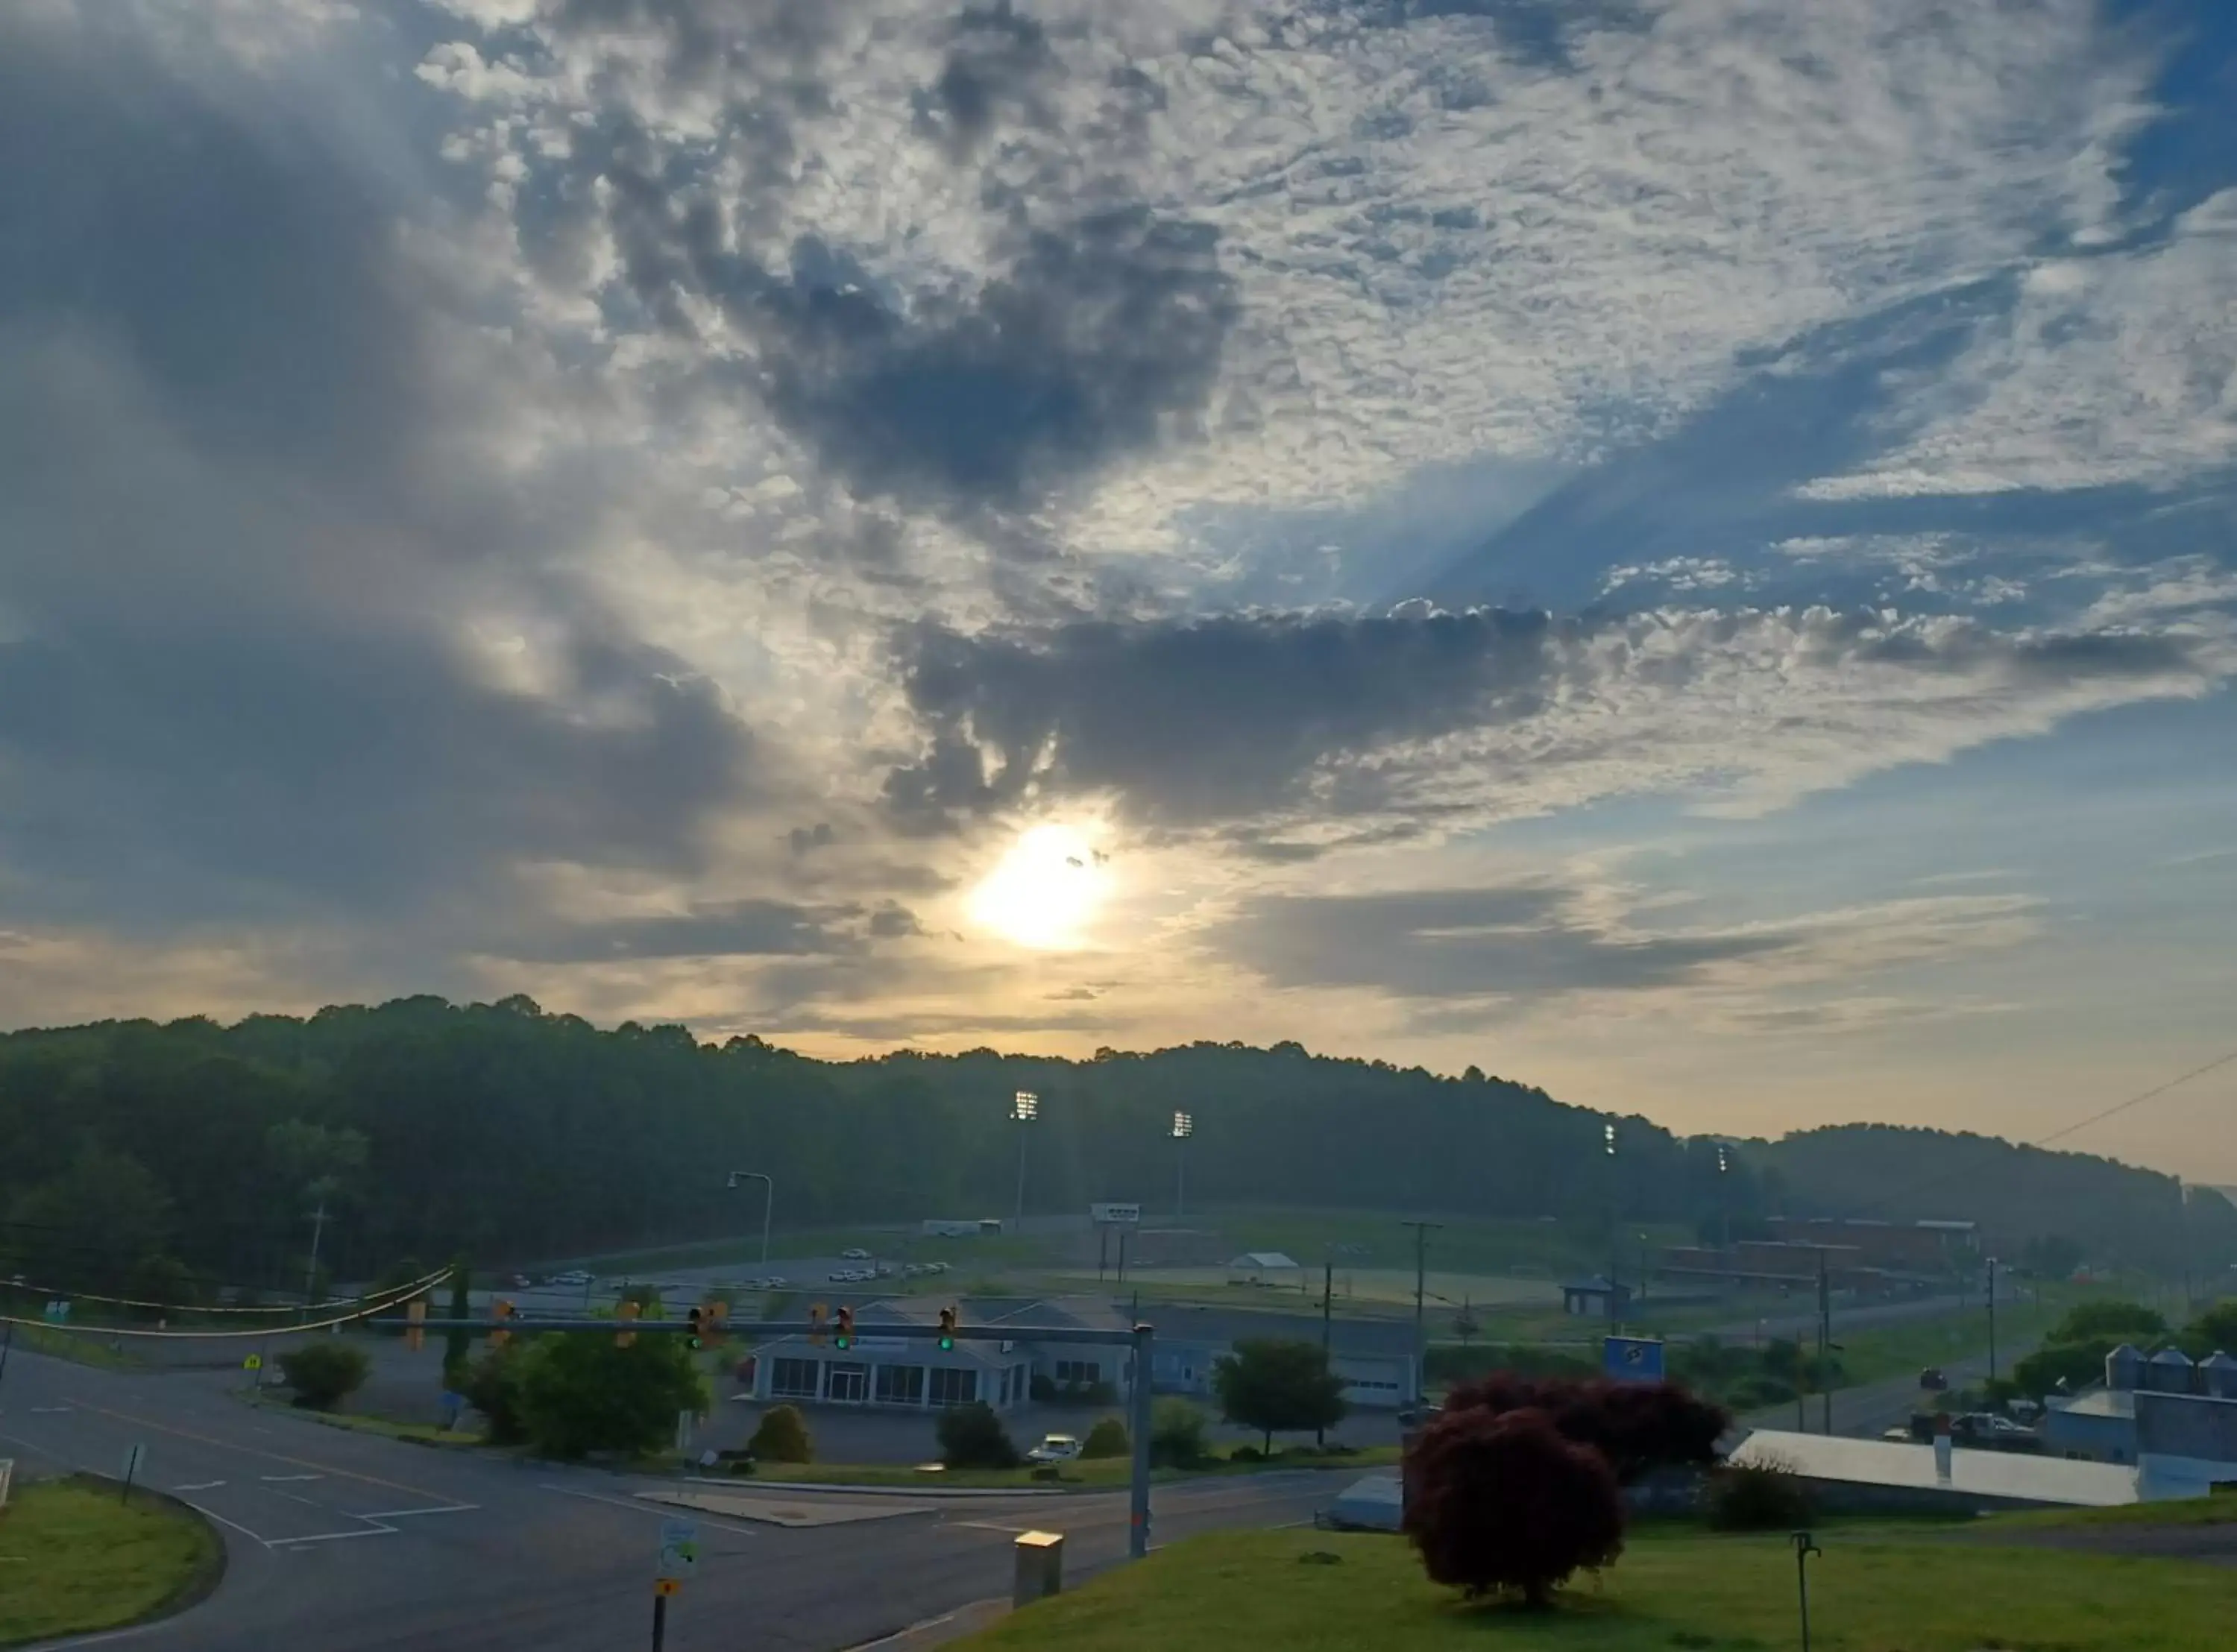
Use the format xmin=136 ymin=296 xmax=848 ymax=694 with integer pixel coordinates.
xmin=1604 ymin=1335 xmax=1665 ymax=1383
xmin=1090 ymin=1202 xmax=1142 ymax=1226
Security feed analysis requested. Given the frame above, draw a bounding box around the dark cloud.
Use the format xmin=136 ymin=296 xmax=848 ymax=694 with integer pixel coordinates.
xmin=0 ymin=12 xmax=758 ymax=934
xmin=883 ymin=606 xmax=1559 ymax=829
xmin=915 ymin=1 xmax=1060 ymax=160
xmin=788 ymin=822 xmax=837 ymax=855
xmin=496 ymin=898 xmax=919 ymax=965
xmin=1221 ymin=886 xmax=1794 ymax=1001
xmin=880 ymin=602 xmax=2212 ymax=832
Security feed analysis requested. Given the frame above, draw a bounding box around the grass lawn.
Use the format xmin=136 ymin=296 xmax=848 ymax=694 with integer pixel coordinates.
xmin=0 ymin=1478 xmax=224 ymax=1648
xmin=274 ymin=1404 xmax=489 ymax=1448
xmin=958 ymin=1524 xmax=2237 ymax=1652
xmin=1986 ymin=1495 xmax=2237 ymax=1530
xmin=0 ymin=1322 xmax=146 ymax=1369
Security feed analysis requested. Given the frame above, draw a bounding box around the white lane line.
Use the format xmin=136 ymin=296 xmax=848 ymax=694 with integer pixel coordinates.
xmin=28 ymin=1406 xmax=72 ymax=1414
xmin=259 ymin=1472 xmax=324 ymax=1482
xmin=536 ymin=1482 xmax=761 ymax=1539
xmin=172 ymin=1480 xmax=227 ymax=1492
xmin=360 ymin=1503 xmax=478 ymax=1519
xmin=952 ymin=1520 xmax=1033 ymax=1534
xmin=178 ymin=1498 xmax=277 ymax=1547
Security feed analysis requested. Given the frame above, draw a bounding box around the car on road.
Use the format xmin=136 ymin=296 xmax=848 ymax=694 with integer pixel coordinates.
xmin=1026 ymin=1434 xmax=1083 ymax=1464
xmin=840 ymin=1248 xmax=872 ymax=1261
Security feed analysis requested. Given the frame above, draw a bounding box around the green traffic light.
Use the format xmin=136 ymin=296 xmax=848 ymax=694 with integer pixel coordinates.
xmin=939 ymin=1334 xmax=954 ymax=1351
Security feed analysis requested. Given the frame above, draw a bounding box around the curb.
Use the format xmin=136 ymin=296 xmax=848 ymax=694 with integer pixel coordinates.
xmin=682 ymin=1475 xmax=1083 ymax=1500
xmin=840 ymin=1597 xmax=1010 ymax=1652
xmin=7 ymin=1476 xmax=230 ymax=1651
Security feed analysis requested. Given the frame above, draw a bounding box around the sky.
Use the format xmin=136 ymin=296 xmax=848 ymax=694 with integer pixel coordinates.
xmin=2 ymin=0 xmax=2233 ymax=1176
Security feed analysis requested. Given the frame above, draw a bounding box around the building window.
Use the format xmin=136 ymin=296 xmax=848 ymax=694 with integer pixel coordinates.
xmin=875 ymin=1364 xmax=925 ymax=1404
xmin=771 ymin=1358 xmax=819 ymax=1399
xmin=1053 ymin=1360 xmax=1101 ymax=1386
xmin=825 ymin=1363 xmax=868 ymax=1403
xmin=929 ymin=1366 xmax=978 ymax=1407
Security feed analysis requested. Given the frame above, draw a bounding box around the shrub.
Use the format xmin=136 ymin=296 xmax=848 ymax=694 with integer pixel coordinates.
xmin=1404 ymin=1405 xmax=1625 ymax=1607
xmin=1148 ymin=1397 xmax=1211 ymax=1469
xmin=515 ymin=1333 xmax=708 ymax=1460
xmin=747 ymin=1404 xmax=814 ymax=1464
xmin=2049 ymin=1300 xmax=2167 ymax=1346
xmin=937 ymin=1402 xmax=1022 ymax=1470
xmin=1705 ymin=1457 xmax=1815 ymax=1531
xmin=277 ymin=1339 xmax=369 ymax=1410
xmin=464 ymin=1340 xmax=532 ymax=1443
xmin=1230 ymin=1444 xmax=1265 ymax=1463
xmin=1442 ymin=1374 xmax=1729 ymax=1484
xmin=1080 ymin=1416 xmax=1130 ymax=1459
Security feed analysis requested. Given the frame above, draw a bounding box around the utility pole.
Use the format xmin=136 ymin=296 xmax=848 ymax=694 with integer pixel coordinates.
xmin=1986 ymin=1255 xmax=1998 ymax=1384
xmin=1817 ymin=1248 xmax=1833 ymax=1436
xmin=1401 ymin=1220 xmax=1442 ymax=1407
xmin=301 ymin=1199 xmax=329 ymax=1325
xmin=1319 ymin=1257 xmax=1335 ymax=1447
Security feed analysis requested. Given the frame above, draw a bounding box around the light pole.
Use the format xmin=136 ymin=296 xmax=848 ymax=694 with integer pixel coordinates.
xmin=1400 ymin=1219 xmax=1443 ymax=1407
xmin=1171 ymin=1111 xmax=1193 ymax=1219
xmin=726 ymin=1171 xmax=775 ymax=1269
xmin=1714 ymin=1141 xmax=1733 ymax=1255
xmin=1012 ymin=1091 xmax=1039 ymax=1229
xmin=1604 ymin=1122 xmax=1620 ymax=1320
xmin=1986 ymin=1254 xmax=1998 ymax=1383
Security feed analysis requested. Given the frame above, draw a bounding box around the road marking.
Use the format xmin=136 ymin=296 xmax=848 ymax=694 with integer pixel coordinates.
xmin=259 ymin=1473 xmax=324 ymax=1482
xmin=28 ymin=1406 xmax=72 ymax=1414
xmin=65 ymin=1399 xmax=450 ymax=1504
xmin=536 ymin=1482 xmax=761 ymax=1539
xmin=172 ymin=1480 xmax=227 ymax=1492
xmin=952 ymin=1520 xmax=1034 ymax=1534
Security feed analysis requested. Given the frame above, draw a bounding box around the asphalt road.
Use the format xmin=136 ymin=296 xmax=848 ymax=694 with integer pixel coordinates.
xmin=0 ymin=1348 xmax=1341 ymax=1651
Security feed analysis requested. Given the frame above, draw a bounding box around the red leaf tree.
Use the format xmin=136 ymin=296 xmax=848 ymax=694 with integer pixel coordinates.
xmin=1403 ymin=1404 xmax=1625 ymax=1607
xmin=1441 ymin=1375 xmax=1729 ymax=1484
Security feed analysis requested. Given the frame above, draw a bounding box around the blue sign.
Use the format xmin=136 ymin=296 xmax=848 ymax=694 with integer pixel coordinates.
xmin=1604 ymin=1335 xmax=1665 ymax=1382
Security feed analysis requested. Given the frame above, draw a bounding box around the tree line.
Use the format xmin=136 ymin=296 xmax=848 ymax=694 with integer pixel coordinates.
xmin=0 ymin=994 xmax=2226 ymax=1296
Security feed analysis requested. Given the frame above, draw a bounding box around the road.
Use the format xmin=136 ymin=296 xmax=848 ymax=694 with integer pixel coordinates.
xmin=0 ymin=1348 xmax=1339 ymax=1651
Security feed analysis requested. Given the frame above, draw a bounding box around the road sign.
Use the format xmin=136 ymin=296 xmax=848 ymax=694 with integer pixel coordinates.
xmin=1603 ymin=1335 xmax=1665 ymax=1382
xmin=243 ymin=1353 xmax=263 ymax=1372
xmin=654 ymin=1578 xmax=680 ymax=1598
xmin=121 ymin=1443 xmax=145 ymax=1503
xmin=1089 ymin=1202 xmax=1142 ymax=1226
xmin=657 ymin=1516 xmax=699 ymax=1582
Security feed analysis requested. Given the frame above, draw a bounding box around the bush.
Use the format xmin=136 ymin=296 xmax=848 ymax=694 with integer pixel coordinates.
xmin=1404 ymin=1405 xmax=1625 ymax=1607
xmin=1080 ymin=1416 xmax=1130 ymax=1460
xmin=464 ymin=1340 xmax=532 ymax=1443
xmin=937 ymin=1402 xmax=1022 ymax=1470
xmin=1705 ymin=1458 xmax=1814 ymax=1531
xmin=277 ymin=1339 xmax=369 ymax=1410
xmin=515 ymin=1333 xmax=708 ymax=1460
xmin=747 ymin=1404 xmax=813 ymax=1464
xmin=1229 ymin=1444 xmax=1265 ymax=1463
xmin=1148 ymin=1397 xmax=1211 ymax=1469
xmin=2049 ymin=1300 xmax=2167 ymax=1346
xmin=1442 ymin=1374 xmax=1729 ymax=1485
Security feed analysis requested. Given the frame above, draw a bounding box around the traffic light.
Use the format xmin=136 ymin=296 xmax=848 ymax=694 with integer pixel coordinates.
xmin=405 ymin=1296 xmax=427 ymax=1353
xmin=834 ymin=1306 xmax=855 ymax=1350
xmin=937 ymin=1305 xmax=957 ymax=1352
xmin=490 ymin=1298 xmax=514 ymax=1349
xmin=616 ymin=1299 xmax=641 ymax=1348
xmin=708 ymin=1302 xmax=727 ymax=1347
xmin=687 ymin=1306 xmax=706 ymax=1350
xmin=808 ymin=1302 xmax=828 ymax=1346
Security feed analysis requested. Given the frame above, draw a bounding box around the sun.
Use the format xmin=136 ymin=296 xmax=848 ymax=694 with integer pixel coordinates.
xmin=967 ymin=824 xmax=1112 ymax=950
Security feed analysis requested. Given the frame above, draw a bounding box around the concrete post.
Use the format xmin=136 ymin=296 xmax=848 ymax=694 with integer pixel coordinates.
xmin=1013 ymin=1531 xmax=1064 ymax=1605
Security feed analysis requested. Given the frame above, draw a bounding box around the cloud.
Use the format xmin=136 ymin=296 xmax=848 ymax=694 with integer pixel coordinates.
xmin=1221 ymin=883 xmax=1793 ymax=1000
xmin=0 ymin=10 xmax=761 ymax=936
xmin=883 ymin=602 xmax=2222 ymax=833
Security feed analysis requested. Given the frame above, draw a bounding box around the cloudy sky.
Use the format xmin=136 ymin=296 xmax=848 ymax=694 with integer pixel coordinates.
xmin=4 ymin=0 xmax=2233 ymax=1174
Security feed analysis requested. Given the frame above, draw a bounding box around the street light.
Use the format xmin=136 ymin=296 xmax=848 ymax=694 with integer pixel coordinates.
xmin=726 ymin=1171 xmax=775 ymax=1269
xmin=1603 ymin=1122 xmax=1620 ymax=1307
xmin=1012 ymin=1091 xmax=1039 ymax=1228
xmin=1171 ymin=1111 xmax=1194 ymax=1220
xmin=1714 ymin=1141 xmax=1733 ymax=1255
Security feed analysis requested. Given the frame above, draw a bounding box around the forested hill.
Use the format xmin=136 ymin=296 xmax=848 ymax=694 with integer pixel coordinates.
xmin=0 ymin=996 xmax=2226 ymax=1293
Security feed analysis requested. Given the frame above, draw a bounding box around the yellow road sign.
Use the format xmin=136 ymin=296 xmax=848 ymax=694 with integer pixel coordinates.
xmin=654 ymin=1578 xmax=680 ymax=1597
xmin=243 ymin=1354 xmax=263 ymax=1371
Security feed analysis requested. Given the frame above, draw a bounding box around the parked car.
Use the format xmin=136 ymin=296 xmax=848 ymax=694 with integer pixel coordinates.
xmin=1026 ymin=1434 xmax=1083 ymax=1464
xmin=840 ymin=1248 xmax=871 ymax=1261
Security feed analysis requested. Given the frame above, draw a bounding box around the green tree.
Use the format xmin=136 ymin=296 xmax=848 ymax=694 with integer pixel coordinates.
xmin=278 ymin=1340 xmax=370 ymax=1410
xmin=2181 ymin=1299 xmax=2237 ymax=1357
xmin=2048 ymin=1301 xmax=2167 ymax=1346
xmin=515 ymin=1333 xmax=707 ymax=1460
xmin=1211 ymin=1337 xmax=1347 ymax=1456
xmin=127 ymin=1253 xmax=196 ymax=1317
xmin=2013 ymin=1340 xmax=2118 ymax=1399
xmin=1080 ymin=1416 xmax=1129 ymax=1459
xmin=7 ymin=1145 xmax=174 ymax=1292
xmin=464 ymin=1340 xmax=532 ymax=1444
